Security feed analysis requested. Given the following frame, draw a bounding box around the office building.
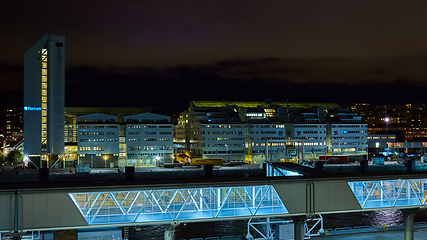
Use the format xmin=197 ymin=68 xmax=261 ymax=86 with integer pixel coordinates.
xmin=75 ymin=112 xmax=173 ymax=167
xmin=77 ymin=113 xmax=120 ymax=168
xmin=23 ymin=34 xmax=65 ymax=167
xmin=175 ymin=101 xmax=368 ymax=163
xmin=124 ymin=112 xmax=174 ymax=167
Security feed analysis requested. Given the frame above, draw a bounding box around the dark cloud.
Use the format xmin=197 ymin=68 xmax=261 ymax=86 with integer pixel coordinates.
xmin=2 ymin=1 xmax=427 ymax=67
xmin=62 ymin=58 xmax=427 ymax=112
xmin=2 ymin=1 xmax=427 ymax=111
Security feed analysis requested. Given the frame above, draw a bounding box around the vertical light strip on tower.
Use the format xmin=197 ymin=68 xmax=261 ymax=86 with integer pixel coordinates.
xmin=41 ymin=48 xmax=48 ymax=145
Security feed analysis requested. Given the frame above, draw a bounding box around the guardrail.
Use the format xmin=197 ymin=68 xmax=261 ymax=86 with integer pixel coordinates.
xmin=181 ymin=235 xmax=245 ymax=240
xmin=323 ymin=222 xmax=427 ymax=236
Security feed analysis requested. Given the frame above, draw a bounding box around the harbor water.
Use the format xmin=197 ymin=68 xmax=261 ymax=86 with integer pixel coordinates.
xmin=50 ymin=209 xmax=427 ymax=239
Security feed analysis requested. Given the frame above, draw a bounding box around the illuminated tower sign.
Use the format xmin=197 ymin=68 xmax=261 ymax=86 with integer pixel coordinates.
xmin=23 ymin=34 xmax=65 ymax=167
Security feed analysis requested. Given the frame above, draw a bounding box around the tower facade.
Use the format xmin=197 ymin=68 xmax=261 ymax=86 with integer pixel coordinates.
xmin=24 ymin=34 xmax=65 ymax=166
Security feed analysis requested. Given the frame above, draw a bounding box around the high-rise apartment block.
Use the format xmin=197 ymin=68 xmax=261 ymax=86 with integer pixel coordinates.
xmin=24 ymin=34 xmax=65 ymax=166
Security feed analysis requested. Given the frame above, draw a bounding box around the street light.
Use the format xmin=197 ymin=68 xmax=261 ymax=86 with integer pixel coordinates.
xmin=103 ymin=155 xmax=108 ymax=168
xmin=384 ymin=117 xmax=390 ymax=134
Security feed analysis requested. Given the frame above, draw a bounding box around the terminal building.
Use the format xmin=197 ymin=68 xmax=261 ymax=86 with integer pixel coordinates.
xmin=175 ymin=101 xmax=368 ymax=163
xmin=23 ymin=34 xmax=65 ymax=167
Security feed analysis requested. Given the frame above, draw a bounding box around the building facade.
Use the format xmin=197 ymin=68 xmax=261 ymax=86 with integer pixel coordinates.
xmin=23 ymin=34 xmax=65 ymax=167
xmin=124 ymin=113 xmax=173 ymax=167
xmin=175 ymin=101 xmax=368 ymax=163
xmin=77 ymin=113 xmax=120 ymax=168
xmin=75 ymin=112 xmax=173 ymax=168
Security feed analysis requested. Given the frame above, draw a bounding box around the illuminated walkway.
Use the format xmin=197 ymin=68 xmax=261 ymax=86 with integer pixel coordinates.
xmin=349 ymin=179 xmax=427 ymax=209
xmin=69 ymin=186 xmax=288 ymax=225
xmin=68 ymin=178 xmax=427 ymax=226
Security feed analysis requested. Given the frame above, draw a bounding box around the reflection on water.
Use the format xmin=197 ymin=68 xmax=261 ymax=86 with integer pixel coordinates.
xmin=317 ymin=209 xmax=404 ymax=230
xmin=54 ymin=210 xmax=427 ymax=239
xmin=129 ymin=220 xmax=247 ymax=239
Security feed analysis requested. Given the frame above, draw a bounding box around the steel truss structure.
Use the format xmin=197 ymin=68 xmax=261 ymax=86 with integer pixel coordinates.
xmin=246 ymin=215 xmax=324 ymax=239
xmin=68 ymin=178 xmax=427 ymax=227
xmin=348 ymin=179 xmax=427 ymax=209
xmin=69 ymin=185 xmax=288 ymax=225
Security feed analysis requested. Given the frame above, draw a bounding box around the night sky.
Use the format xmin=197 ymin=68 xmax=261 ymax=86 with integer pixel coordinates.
xmin=1 ymin=1 xmax=427 ymax=112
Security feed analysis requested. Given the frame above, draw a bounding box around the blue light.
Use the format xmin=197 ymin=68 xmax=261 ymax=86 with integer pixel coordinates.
xmin=24 ymin=106 xmax=42 ymax=111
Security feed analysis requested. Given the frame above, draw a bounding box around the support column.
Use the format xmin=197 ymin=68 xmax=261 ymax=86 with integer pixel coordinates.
xmin=164 ymin=224 xmax=175 ymax=240
xmin=402 ymin=208 xmax=419 ymax=240
xmin=293 ymin=215 xmax=306 ymax=240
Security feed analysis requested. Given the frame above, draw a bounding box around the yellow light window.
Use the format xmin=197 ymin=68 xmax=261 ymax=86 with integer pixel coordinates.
xmin=42 ymin=69 xmax=47 ymax=75
xmin=42 ymin=62 xmax=47 ymax=68
xmin=42 ymin=96 xmax=47 ymax=103
xmin=42 ymin=76 xmax=47 ymax=82
xmin=42 ymin=110 xmax=47 ymax=116
xmin=42 ymin=117 xmax=47 ymax=123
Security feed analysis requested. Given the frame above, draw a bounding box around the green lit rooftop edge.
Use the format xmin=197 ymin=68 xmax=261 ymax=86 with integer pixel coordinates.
xmin=191 ymin=101 xmax=341 ymax=109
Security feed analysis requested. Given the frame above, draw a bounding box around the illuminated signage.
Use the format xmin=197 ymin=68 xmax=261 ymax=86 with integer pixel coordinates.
xmin=24 ymin=106 xmax=42 ymax=111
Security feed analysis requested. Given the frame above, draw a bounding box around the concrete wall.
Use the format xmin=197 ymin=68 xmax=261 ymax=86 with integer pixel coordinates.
xmin=0 ymin=192 xmax=87 ymax=232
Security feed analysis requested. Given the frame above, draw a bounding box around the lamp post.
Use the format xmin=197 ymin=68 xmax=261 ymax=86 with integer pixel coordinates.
xmin=225 ymin=144 xmax=229 ymax=162
xmin=385 ymin=117 xmax=390 ymax=134
xmin=103 ymin=155 xmax=108 ymax=168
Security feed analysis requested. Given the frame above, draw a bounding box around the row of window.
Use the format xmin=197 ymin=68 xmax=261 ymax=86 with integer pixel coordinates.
xmin=79 ymin=125 xmax=118 ymax=129
xmin=127 ymin=138 xmax=172 ymax=142
xmin=79 ymin=132 xmax=117 ymax=135
xmin=203 ymin=150 xmax=245 ymax=154
xmin=294 ymin=125 xmax=325 ymax=128
xmin=127 ymin=125 xmax=171 ymax=128
xmin=202 ymin=125 xmax=244 ymax=128
xmin=79 ymin=147 xmax=105 ymax=151
xmin=128 ymin=132 xmax=173 ymax=135
xmin=79 ymin=138 xmax=118 ymax=142
xmin=128 ymin=146 xmax=172 ymax=151
xmin=127 ymin=153 xmax=166 ymax=157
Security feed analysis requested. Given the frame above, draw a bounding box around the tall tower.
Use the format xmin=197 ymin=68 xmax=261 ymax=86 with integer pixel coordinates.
xmin=24 ymin=34 xmax=65 ymax=167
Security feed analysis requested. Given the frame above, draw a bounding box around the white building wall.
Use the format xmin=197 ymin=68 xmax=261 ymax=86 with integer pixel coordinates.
xmin=331 ymin=124 xmax=368 ymax=155
xmin=250 ymin=124 xmax=287 ymax=164
xmin=201 ymin=124 xmax=245 ymax=161
xmin=294 ymin=124 xmax=328 ymax=159
xmin=125 ymin=113 xmax=173 ymax=166
xmin=76 ymin=114 xmax=120 ymax=165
